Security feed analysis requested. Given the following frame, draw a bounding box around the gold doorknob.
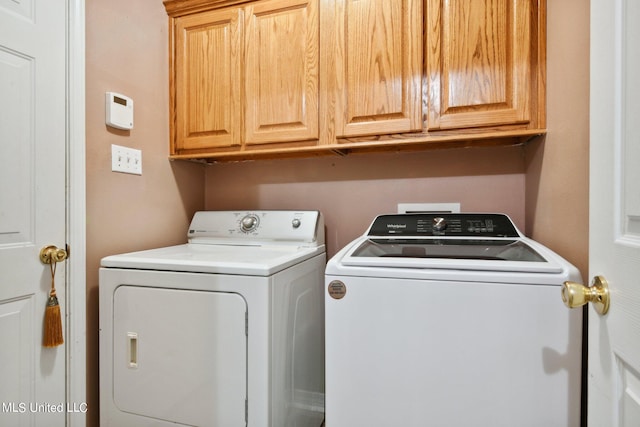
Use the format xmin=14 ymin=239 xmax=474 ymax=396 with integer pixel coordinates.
xmin=562 ymin=275 xmax=610 ymax=315
xmin=40 ymin=245 xmax=68 ymax=264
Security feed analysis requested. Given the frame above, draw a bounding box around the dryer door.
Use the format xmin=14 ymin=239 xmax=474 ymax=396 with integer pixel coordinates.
xmin=112 ymin=286 xmax=247 ymax=426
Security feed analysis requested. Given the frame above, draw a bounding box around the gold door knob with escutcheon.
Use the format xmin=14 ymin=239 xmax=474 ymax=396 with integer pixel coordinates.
xmin=562 ymin=275 xmax=610 ymax=315
xmin=40 ymin=245 xmax=68 ymax=264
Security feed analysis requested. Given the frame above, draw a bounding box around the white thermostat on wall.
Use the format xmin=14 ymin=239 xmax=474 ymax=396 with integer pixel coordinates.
xmin=105 ymin=92 xmax=134 ymax=130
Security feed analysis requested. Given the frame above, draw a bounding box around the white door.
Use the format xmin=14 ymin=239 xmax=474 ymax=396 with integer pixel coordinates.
xmin=587 ymin=0 xmax=640 ymax=425
xmin=0 ymin=0 xmax=68 ymax=425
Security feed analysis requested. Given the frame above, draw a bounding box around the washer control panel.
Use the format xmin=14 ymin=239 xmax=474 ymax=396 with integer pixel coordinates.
xmin=367 ymin=213 xmax=520 ymax=238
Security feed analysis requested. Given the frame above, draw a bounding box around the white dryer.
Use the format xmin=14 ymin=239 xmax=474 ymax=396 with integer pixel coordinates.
xmin=325 ymin=213 xmax=583 ymax=427
xmin=100 ymin=210 xmax=326 ymax=427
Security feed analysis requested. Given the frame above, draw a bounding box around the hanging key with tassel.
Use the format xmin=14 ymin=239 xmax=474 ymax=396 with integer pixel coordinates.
xmin=40 ymin=245 xmax=66 ymax=347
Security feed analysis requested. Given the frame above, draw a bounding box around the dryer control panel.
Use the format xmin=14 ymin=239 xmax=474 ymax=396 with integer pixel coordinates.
xmin=187 ymin=210 xmax=325 ymax=245
xmin=367 ymin=213 xmax=520 ymax=238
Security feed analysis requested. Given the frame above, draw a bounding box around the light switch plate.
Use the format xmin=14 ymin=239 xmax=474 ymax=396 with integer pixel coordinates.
xmin=111 ymin=144 xmax=142 ymax=175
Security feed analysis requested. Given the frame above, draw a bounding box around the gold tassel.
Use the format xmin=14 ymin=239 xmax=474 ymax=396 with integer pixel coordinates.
xmin=43 ymin=262 xmax=64 ymax=347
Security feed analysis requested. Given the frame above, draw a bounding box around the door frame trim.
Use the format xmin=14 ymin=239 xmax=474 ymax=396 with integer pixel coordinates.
xmin=67 ymin=0 xmax=86 ymax=425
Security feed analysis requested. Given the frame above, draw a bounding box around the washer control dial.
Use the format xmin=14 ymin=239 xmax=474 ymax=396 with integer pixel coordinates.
xmin=432 ymin=217 xmax=447 ymax=232
xmin=240 ymin=214 xmax=260 ymax=233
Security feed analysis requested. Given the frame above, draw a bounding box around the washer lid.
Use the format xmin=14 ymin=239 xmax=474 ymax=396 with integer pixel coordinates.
xmin=101 ymin=243 xmax=325 ymax=276
xmin=340 ymin=237 xmax=564 ymax=273
xmin=352 ymin=237 xmax=545 ymax=260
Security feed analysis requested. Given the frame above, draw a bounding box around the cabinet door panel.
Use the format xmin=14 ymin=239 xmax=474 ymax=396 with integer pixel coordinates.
xmin=175 ymin=8 xmax=242 ymax=151
xmin=334 ymin=0 xmax=422 ymax=137
xmin=244 ymin=0 xmax=319 ymax=145
xmin=426 ymin=0 xmax=535 ymax=130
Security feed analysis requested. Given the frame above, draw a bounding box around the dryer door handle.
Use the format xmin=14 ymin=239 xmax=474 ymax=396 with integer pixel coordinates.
xmin=128 ymin=332 xmax=138 ymax=368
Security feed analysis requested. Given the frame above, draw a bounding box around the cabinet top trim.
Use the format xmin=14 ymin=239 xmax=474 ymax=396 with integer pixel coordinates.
xmin=164 ymin=0 xmax=252 ymax=17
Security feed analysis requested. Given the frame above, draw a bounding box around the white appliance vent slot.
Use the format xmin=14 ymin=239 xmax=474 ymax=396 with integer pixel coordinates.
xmin=397 ymin=203 xmax=461 ymax=214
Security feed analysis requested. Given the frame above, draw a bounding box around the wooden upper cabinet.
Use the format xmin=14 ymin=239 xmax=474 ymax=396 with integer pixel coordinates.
xmin=173 ymin=8 xmax=242 ymax=152
xmin=165 ymin=0 xmax=546 ymax=160
xmin=168 ymin=0 xmax=319 ymax=155
xmin=425 ymin=0 xmax=544 ymax=131
xmin=331 ymin=0 xmax=423 ymax=137
xmin=244 ymin=0 xmax=319 ymax=145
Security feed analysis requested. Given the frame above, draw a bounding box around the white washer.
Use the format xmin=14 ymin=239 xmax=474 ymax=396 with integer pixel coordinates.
xmin=100 ymin=210 xmax=326 ymax=427
xmin=325 ymin=213 xmax=583 ymax=427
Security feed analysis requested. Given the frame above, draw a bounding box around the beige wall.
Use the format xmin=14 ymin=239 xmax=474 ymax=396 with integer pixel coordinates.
xmin=84 ymin=0 xmax=589 ymax=426
xmin=85 ymin=1 xmax=204 ymax=425
xmin=204 ymin=147 xmax=527 ymax=258
xmin=525 ymin=0 xmax=590 ymax=277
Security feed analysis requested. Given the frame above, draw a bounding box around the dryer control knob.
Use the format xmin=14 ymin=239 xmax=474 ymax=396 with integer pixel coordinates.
xmin=432 ymin=217 xmax=447 ymax=232
xmin=240 ymin=215 xmax=259 ymax=232
xmin=292 ymin=218 xmax=301 ymax=229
